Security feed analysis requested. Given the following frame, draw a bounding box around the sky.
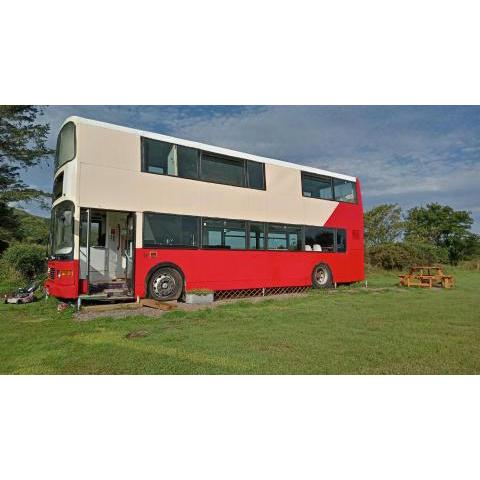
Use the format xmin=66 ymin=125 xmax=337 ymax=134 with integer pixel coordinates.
xmin=20 ymin=105 xmax=480 ymax=232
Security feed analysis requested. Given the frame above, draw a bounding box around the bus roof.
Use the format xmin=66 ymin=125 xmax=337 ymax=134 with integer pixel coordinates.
xmin=65 ymin=116 xmax=357 ymax=182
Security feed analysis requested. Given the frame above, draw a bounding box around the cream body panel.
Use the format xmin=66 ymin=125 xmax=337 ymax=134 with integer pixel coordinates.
xmin=77 ymin=122 xmax=140 ymax=172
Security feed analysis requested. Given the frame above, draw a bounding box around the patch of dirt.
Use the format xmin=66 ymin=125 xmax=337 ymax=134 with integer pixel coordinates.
xmin=73 ymin=292 xmax=310 ymax=321
xmin=126 ymin=329 xmax=149 ymax=339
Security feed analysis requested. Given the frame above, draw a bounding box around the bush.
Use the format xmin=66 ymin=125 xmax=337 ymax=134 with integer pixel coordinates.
xmin=0 ymin=243 xmax=47 ymax=280
xmin=366 ymin=242 xmax=448 ymax=270
xmin=458 ymin=258 xmax=480 ymax=271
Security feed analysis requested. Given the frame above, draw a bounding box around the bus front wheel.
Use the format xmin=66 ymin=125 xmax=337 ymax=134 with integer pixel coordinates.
xmin=148 ymin=267 xmax=183 ymax=301
xmin=312 ymin=263 xmax=333 ymax=289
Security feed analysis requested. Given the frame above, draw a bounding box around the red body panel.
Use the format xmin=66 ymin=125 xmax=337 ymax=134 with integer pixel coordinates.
xmin=45 ymin=260 xmax=79 ymax=299
xmin=134 ymin=248 xmax=364 ymax=297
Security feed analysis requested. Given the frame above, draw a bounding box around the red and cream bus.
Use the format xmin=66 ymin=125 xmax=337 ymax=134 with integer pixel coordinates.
xmin=45 ymin=116 xmax=364 ymax=302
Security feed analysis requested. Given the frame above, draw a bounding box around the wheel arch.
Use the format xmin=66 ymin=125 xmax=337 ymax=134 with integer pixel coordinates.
xmin=144 ymin=262 xmax=186 ymax=297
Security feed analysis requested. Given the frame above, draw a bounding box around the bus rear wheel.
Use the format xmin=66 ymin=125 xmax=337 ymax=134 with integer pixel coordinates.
xmin=312 ymin=263 xmax=333 ymax=288
xmin=148 ymin=267 xmax=183 ymax=301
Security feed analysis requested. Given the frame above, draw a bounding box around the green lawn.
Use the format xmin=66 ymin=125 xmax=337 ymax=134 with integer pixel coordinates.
xmin=1 ymin=268 xmax=479 ymax=374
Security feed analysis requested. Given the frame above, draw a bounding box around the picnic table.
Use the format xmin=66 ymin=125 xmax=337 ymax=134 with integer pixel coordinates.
xmin=399 ymin=266 xmax=454 ymax=289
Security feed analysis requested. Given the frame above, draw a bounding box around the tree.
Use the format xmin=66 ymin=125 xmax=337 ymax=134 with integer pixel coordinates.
xmin=364 ymin=204 xmax=404 ymax=247
xmin=0 ymin=106 xmax=53 ymax=251
xmin=404 ymin=203 xmax=478 ymax=264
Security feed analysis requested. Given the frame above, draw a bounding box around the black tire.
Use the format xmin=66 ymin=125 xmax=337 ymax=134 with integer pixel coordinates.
xmin=148 ymin=267 xmax=183 ymax=301
xmin=312 ymin=263 xmax=333 ymax=289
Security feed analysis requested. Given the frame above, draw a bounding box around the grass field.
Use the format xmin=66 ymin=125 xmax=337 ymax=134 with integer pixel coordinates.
xmin=1 ymin=268 xmax=479 ymax=374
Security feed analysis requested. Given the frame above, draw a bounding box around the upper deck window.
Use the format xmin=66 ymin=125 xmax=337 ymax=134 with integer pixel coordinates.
xmin=201 ymin=154 xmax=245 ymax=187
xmin=333 ymin=178 xmax=356 ymax=203
xmin=302 ymin=172 xmax=357 ymax=203
xmin=141 ymin=137 xmax=265 ymax=190
xmin=302 ymin=173 xmax=334 ymax=200
xmin=246 ymin=160 xmax=265 ymax=190
xmin=142 ymin=138 xmax=200 ymax=179
xmin=55 ymin=122 xmax=76 ymax=171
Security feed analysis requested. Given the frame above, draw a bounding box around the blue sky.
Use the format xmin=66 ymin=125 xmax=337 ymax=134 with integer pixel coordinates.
xmin=21 ymin=105 xmax=480 ymax=232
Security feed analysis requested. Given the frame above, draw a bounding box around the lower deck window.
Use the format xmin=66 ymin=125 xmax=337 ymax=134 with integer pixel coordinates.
xmin=202 ymin=219 xmax=246 ymax=249
xmin=144 ymin=213 xmax=199 ymax=247
xmin=141 ymin=212 xmax=348 ymax=253
xmin=50 ymin=201 xmax=74 ymax=259
xmin=249 ymin=222 xmax=265 ymax=249
xmin=305 ymin=227 xmax=335 ymax=252
xmin=267 ymin=224 xmax=302 ymax=251
xmin=336 ymin=229 xmax=347 ymax=252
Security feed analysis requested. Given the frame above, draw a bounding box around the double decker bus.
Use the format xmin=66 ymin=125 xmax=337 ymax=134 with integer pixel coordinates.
xmin=45 ymin=116 xmax=364 ymax=302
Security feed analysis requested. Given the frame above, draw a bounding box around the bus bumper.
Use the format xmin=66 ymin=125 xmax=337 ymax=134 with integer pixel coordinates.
xmin=45 ymin=260 xmax=79 ymax=299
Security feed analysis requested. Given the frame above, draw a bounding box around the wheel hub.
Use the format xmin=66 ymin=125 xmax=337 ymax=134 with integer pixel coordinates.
xmin=153 ymin=274 xmax=176 ymax=297
xmin=315 ymin=267 xmax=328 ymax=285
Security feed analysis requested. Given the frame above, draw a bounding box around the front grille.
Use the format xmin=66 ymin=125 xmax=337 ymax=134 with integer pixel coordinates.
xmin=48 ymin=268 xmax=55 ymax=280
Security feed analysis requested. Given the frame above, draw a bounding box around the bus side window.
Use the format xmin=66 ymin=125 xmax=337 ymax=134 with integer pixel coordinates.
xmin=202 ymin=219 xmax=247 ymax=249
xmin=249 ymin=222 xmax=265 ymax=249
xmin=336 ymin=229 xmax=347 ymax=253
xmin=267 ymin=224 xmax=302 ymax=251
xmin=304 ymin=226 xmax=335 ymax=252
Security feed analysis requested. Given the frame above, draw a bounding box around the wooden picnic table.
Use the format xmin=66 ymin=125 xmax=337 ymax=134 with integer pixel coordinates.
xmin=399 ymin=266 xmax=454 ymax=289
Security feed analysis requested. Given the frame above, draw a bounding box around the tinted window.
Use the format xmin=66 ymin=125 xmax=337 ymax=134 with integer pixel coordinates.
xmin=201 ymin=154 xmax=245 ymax=187
xmin=305 ymin=227 xmax=334 ymax=252
xmin=336 ymin=229 xmax=347 ymax=252
xmin=202 ymin=219 xmax=246 ymax=249
xmin=267 ymin=224 xmax=302 ymax=251
xmin=333 ymin=178 xmax=356 ymax=203
xmin=177 ymin=145 xmax=199 ymax=179
xmin=302 ymin=173 xmax=333 ymax=200
xmin=55 ymin=122 xmax=76 ymax=171
xmin=142 ymin=138 xmax=176 ymax=175
xmin=249 ymin=222 xmax=265 ymax=249
xmin=246 ymin=161 xmax=265 ymax=190
xmin=53 ymin=173 xmax=63 ymax=201
xmin=143 ymin=213 xmax=199 ymax=247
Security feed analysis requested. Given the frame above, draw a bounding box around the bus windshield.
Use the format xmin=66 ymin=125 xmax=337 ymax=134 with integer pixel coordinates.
xmin=50 ymin=201 xmax=74 ymax=259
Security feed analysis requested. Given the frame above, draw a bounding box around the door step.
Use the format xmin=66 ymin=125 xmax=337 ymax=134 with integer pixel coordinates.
xmin=103 ymin=288 xmax=129 ymax=295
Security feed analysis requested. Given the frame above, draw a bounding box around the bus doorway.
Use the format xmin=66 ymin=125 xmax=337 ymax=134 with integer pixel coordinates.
xmin=80 ymin=209 xmax=135 ymax=298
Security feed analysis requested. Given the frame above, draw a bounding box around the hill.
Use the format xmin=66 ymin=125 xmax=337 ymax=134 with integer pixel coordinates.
xmin=13 ymin=208 xmax=50 ymax=245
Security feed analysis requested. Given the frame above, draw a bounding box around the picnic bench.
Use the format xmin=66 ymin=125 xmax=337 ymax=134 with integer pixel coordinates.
xmin=399 ymin=266 xmax=454 ymax=289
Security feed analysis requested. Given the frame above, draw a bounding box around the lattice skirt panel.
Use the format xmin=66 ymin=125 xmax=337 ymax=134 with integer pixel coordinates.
xmin=214 ymin=285 xmax=310 ymax=301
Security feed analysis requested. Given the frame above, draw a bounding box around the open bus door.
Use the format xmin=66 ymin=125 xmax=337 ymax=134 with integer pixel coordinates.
xmin=79 ymin=209 xmax=135 ymax=298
